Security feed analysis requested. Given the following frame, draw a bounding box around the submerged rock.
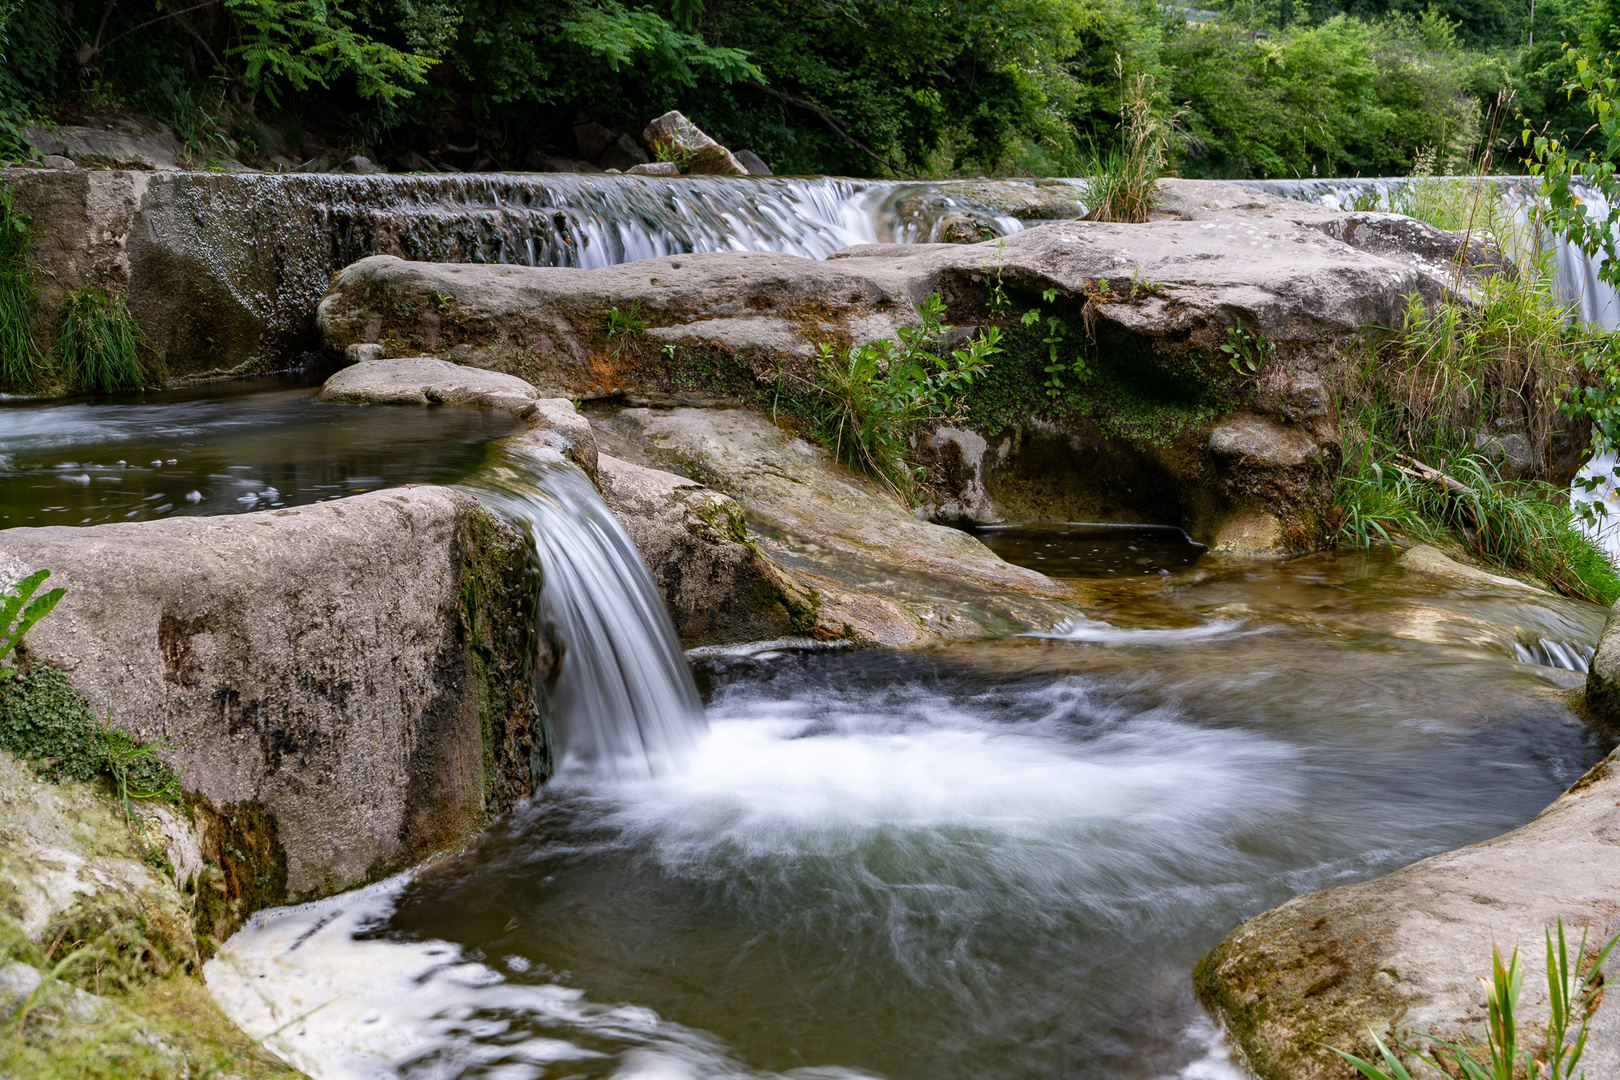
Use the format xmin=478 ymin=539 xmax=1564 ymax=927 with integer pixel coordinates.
xmin=1195 ymin=747 xmax=1620 ymax=1080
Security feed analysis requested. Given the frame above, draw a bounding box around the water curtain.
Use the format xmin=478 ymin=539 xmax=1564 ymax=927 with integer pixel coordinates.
xmin=461 ymin=447 xmax=705 ymax=778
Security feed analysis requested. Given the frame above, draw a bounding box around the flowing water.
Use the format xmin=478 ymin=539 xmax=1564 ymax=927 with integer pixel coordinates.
xmin=0 ymin=377 xmax=514 ymax=528
xmin=206 ymin=543 xmax=1610 ymax=1080
xmin=459 ymin=448 xmax=706 ymax=779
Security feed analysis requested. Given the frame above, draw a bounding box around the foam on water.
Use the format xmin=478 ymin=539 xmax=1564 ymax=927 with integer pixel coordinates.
xmin=1032 ymin=614 xmax=1252 ymax=644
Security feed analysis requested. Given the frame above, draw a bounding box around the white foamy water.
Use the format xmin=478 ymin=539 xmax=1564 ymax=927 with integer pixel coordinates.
xmin=1032 ymin=615 xmax=1252 ymax=644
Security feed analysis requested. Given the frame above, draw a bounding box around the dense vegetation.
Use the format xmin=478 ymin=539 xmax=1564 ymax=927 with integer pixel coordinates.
xmin=0 ymin=0 xmax=1613 ymax=179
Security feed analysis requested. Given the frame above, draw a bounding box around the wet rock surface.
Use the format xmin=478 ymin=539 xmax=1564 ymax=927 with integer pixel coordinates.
xmin=318 ymin=355 xmax=541 ymax=412
xmin=1195 ymin=747 xmax=1620 ymax=1080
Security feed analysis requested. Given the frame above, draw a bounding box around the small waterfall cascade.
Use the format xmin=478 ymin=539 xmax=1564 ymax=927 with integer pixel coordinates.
xmin=148 ymin=171 xmax=1076 ymax=362
xmin=460 ymin=446 xmax=705 ymax=778
xmin=1515 ymin=637 xmax=1595 ymax=672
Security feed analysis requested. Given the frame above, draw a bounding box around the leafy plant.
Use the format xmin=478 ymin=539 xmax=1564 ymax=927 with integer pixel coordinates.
xmin=1020 ymin=288 xmax=1088 ymax=399
xmin=1220 ymin=325 xmax=1275 ymax=375
xmin=604 ymin=301 xmax=647 ymax=338
xmin=804 ymin=292 xmax=1001 ymax=500
xmin=0 ymin=569 xmax=63 ymax=678
xmin=56 ymin=288 xmax=152 ymax=394
xmin=1331 ymin=920 xmax=1619 ymax=1080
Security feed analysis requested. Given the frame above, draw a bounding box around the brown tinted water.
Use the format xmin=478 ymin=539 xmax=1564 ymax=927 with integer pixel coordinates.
xmin=207 ymin=548 xmax=1610 ymax=1080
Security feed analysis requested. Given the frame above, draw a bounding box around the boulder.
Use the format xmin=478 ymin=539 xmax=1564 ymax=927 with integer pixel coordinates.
xmin=591 ymin=407 xmax=1080 ymax=643
xmin=1209 ymin=414 xmax=1322 ymax=468
xmin=596 ymin=454 xmax=805 ymax=647
xmin=1397 ymin=543 xmax=1547 ymax=594
xmin=40 ymin=154 xmax=76 ymax=170
xmin=317 ymin=355 xmax=540 ymax=414
xmin=735 ymin=149 xmax=772 ymax=176
xmin=627 ymin=161 xmax=680 ymax=177
xmin=21 ymin=118 xmax=180 ymax=171
xmin=317 ymin=185 xmax=1485 ymax=398
xmin=0 ymin=488 xmax=544 ymax=899
xmin=597 ymin=133 xmax=649 ymax=172
xmin=641 ymin=110 xmax=747 ymax=176
xmin=336 ymin=155 xmax=384 ymax=175
xmin=572 ymin=121 xmax=617 ymax=162
xmin=1195 ymin=747 xmax=1620 ymax=1080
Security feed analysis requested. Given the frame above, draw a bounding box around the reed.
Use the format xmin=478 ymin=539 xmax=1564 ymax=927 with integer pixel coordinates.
xmin=1081 ymin=60 xmax=1179 ymax=225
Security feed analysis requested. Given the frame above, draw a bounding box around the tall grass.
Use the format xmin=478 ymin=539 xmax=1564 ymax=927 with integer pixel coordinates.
xmin=0 ymin=184 xmax=43 ymax=391
xmin=56 ymin=288 xmax=152 ymax=393
xmin=1337 ymin=406 xmax=1620 ymax=603
xmin=1081 ymin=59 xmax=1179 ymax=224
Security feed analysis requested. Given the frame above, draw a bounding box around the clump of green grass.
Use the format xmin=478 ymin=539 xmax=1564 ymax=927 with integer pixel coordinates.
xmin=1081 ymin=59 xmax=1180 ymax=225
xmin=1337 ymin=407 xmax=1620 ymax=603
xmin=0 ymin=184 xmax=44 ymax=391
xmin=1333 ymin=919 xmax=1617 ymax=1080
xmin=56 ymin=287 xmax=154 ymax=394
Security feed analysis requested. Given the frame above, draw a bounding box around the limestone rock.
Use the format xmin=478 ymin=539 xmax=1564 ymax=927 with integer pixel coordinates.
xmin=40 ymin=154 xmax=76 ymax=170
xmin=21 ymin=119 xmax=179 ymax=171
xmin=1209 ymin=414 xmax=1321 ymax=468
xmin=0 ymin=750 xmax=197 ymax=965
xmin=735 ymin=149 xmax=771 ymax=176
xmin=596 ymin=454 xmax=801 ymax=647
xmin=591 ymin=407 xmax=1078 ymax=643
xmin=1585 ymin=600 xmax=1620 ymax=736
xmin=1274 ymin=371 xmax=1330 ymax=421
xmin=627 ymin=161 xmax=679 ymax=177
xmin=1475 ymin=427 xmax=1537 ymax=478
xmin=317 ymin=185 xmax=1486 ymax=398
xmin=318 ymin=355 xmax=540 ymax=414
xmin=0 ymin=489 xmax=544 ymax=898
xmin=1397 ymin=543 xmax=1546 ymax=594
xmin=917 ymin=426 xmax=1001 ymax=525
xmin=1195 ymin=747 xmax=1620 ymax=1080
xmin=641 ymin=110 xmax=747 ymax=176
xmin=506 ymin=398 xmax=601 ymax=482
xmin=337 ymin=155 xmax=384 ymax=175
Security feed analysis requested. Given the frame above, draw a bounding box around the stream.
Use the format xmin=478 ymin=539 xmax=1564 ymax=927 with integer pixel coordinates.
xmin=205 ymin=546 xmax=1609 ymax=1080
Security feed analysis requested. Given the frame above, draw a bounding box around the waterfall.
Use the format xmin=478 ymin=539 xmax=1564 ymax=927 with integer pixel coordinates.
xmin=460 ymin=447 xmax=705 ymax=779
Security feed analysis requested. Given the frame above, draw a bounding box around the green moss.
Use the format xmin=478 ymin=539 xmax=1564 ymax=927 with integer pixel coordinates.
xmin=0 ymin=665 xmax=107 ymax=782
xmin=457 ymin=505 xmax=548 ymax=804
xmin=184 ymin=796 xmax=289 ymax=952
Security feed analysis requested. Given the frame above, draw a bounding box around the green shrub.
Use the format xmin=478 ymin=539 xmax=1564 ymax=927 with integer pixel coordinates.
xmin=56 ymin=287 xmax=153 ymax=394
xmin=1336 ymin=408 xmax=1620 ymax=604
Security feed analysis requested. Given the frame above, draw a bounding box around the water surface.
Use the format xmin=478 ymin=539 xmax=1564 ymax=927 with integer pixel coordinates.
xmin=208 ymin=550 xmax=1609 ymax=1080
xmin=0 ymin=378 xmax=515 ymax=528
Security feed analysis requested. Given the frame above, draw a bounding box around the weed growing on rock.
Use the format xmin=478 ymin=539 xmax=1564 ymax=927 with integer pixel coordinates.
xmin=0 ymin=569 xmax=63 ymax=676
xmin=801 ymin=293 xmax=1000 ymax=500
xmin=0 ymin=184 xmax=43 ymax=391
xmin=1080 ymin=58 xmax=1180 ymax=224
xmin=56 ymin=288 xmax=156 ymax=394
xmin=1332 ymin=920 xmax=1617 ymax=1080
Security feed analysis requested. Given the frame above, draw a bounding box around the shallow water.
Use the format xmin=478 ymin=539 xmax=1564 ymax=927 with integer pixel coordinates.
xmin=0 ymin=378 xmax=514 ymax=528
xmin=208 ymin=550 xmax=1611 ymax=1080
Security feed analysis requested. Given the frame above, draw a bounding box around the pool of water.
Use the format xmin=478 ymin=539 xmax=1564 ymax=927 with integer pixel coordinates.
xmin=0 ymin=378 xmax=516 ymax=528
xmin=206 ymin=550 xmax=1611 ymax=1080
xmin=976 ymin=522 xmax=1206 ymax=579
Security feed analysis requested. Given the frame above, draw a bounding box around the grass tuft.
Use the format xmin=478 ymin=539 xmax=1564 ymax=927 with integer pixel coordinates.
xmin=1080 ymin=59 xmax=1180 ymax=225
xmin=0 ymin=184 xmax=44 ymax=391
xmin=56 ymin=287 xmax=155 ymax=394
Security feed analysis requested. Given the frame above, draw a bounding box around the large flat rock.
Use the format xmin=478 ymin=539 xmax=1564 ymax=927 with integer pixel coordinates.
xmin=315 ymin=180 xmax=1488 ymax=397
xmin=1195 ymin=749 xmax=1620 ymax=1080
xmin=592 ymin=406 xmax=1079 ymax=642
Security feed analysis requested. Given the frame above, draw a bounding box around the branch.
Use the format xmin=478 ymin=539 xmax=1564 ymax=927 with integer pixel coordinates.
xmin=75 ymin=0 xmax=220 ymax=66
xmin=744 ymin=80 xmax=917 ymax=179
